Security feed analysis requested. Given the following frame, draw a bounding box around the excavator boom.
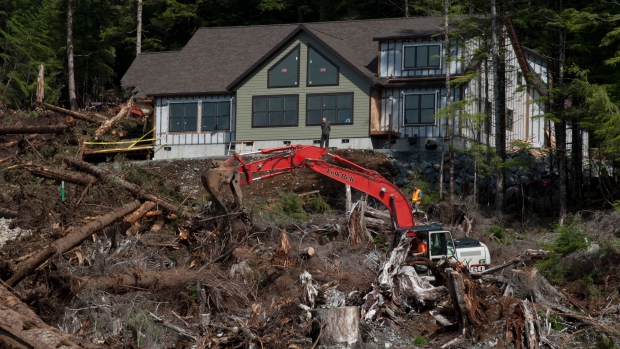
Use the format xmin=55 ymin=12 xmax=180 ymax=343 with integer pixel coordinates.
xmin=202 ymin=145 xmax=415 ymax=230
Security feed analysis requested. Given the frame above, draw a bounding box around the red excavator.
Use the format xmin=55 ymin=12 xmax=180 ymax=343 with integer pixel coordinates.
xmin=202 ymin=144 xmax=491 ymax=276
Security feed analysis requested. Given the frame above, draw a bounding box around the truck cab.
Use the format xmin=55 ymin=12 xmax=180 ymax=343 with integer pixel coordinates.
xmin=405 ymin=223 xmax=491 ymax=280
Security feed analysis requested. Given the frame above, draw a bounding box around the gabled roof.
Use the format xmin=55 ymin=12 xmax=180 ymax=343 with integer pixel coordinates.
xmin=121 ymin=17 xmax=462 ymax=96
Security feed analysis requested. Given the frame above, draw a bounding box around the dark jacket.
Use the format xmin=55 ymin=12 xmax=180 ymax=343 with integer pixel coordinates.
xmin=321 ymin=122 xmax=331 ymax=135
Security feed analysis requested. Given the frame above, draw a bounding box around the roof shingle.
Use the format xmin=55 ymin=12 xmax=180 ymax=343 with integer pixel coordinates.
xmin=121 ymin=17 xmax=458 ymax=96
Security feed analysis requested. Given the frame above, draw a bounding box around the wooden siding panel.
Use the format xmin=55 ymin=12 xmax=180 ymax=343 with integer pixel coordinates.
xmin=235 ymin=32 xmax=372 ymax=142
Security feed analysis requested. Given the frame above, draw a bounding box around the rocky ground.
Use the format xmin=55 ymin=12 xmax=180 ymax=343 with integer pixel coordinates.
xmin=0 ymin=105 xmax=619 ymax=348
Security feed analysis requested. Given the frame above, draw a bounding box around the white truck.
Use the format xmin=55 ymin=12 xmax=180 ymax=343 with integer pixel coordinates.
xmin=408 ymin=223 xmax=491 ymax=280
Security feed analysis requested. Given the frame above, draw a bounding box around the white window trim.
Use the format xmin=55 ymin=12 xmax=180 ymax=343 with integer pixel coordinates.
xmin=402 ymin=43 xmax=443 ymax=70
xmin=401 ymin=91 xmax=438 ymax=126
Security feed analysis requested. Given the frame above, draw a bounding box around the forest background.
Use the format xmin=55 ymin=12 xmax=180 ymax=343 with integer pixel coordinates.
xmin=2 ymin=0 xmax=620 ymax=175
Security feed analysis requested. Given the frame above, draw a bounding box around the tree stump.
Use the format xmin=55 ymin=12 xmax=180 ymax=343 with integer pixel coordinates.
xmin=311 ymin=306 xmax=361 ymax=348
xmin=503 ymin=268 xmax=572 ymax=313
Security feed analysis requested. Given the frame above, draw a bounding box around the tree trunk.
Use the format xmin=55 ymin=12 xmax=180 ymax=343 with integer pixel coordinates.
xmin=136 ymin=0 xmax=142 ymax=55
xmin=571 ymin=120 xmax=583 ymax=202
xmin=492 ymin=0 xmax=506 ymax=212
xmin=40 ymin=102 xmax=106 ymax=123
xmin=21 ymin=164 xmax=97 ymax=186
xmin=555 ymin=0 xmax=567 ymax=224
xmin=345 ymin=184 xmax=351 ymax=215
xmin=445 ymin=0 xmax=455 ymax=203
xmin=63 ymin=157 xmax=183 ymax=217
xmin=5 ymin=200 xmax=141 ymax=287
xmin=0 ymin=284 xmax=102 ymax=349
xmin=0 ymin=124 xmax=68 ymax=135
xmin=36 ymin=64 xmax=44 ymax=103
xmin=311 ymin=306 xmax=361 ymax=348
xmin=67 ymin=0 xmax=77 ymax=111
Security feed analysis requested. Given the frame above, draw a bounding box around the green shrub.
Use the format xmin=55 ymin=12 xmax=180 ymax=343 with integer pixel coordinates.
xmin=411 ymin=336 xmax=427 ymax=345
xmin=260 ymin=192 xmax=309 ymax=224
xmin=536 ymin=218 xmax=591 ymax=284
xmin=535 ymin=254 xmax=565 ymax=284
xmin=278 ymin=192 xmax=308 ymax=220
xmin=578 ymin=274 xmax=600 ymax=298
xmin=551 ymin=221 xmax=589 ymax=256
xmin=304 ymin=194 xmax=330 ymax=214
xmin=128 ymin=311 xmax=158 ymax=347
xmin=484 ymin=224 xmax=515 ymax=244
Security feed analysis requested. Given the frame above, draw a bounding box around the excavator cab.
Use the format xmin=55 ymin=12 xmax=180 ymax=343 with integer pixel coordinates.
xmin=407 ymin=224 xmax=457 ymax=280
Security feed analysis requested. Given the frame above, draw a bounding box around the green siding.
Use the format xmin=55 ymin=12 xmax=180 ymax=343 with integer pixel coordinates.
xmin=235 ymin=33 xmax=372 ymax=141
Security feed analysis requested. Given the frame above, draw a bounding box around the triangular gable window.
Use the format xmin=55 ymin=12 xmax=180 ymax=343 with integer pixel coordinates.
xmin=268 ymin=45 xmax=300 ymax=88
xmin=307 ymin=45 xmax=339 ymax=86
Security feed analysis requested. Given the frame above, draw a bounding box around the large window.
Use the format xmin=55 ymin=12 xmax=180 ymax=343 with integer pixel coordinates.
xmin=169 ymin=102 xmax=198 ymax=132
xmin=403 ymin=93 xmax=436 ymax=125
xmin=307 ymin=93 xmax=352 ymax=125
xmin=307 ymin=45 xmax=339 ymax=86
xmin=202 ymin=101 xmax=230 ymax=131
xmin=252 ymin=95 xmax=298 ymax=127
xmin=403 ymin=44 xmax=441 ymax=69
xmin=268 ymin=45 xmax=300 ymax=88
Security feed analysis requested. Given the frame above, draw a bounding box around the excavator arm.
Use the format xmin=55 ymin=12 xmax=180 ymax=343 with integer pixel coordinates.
xmin=202 ymin=145 xmax=415 ymax=231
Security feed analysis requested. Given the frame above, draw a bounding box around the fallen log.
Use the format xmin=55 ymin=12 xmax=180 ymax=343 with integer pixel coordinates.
xmin=145 ymin=210 xmax=163 ymax=218
xmin=73 ymin=266 xmax=217 ymax=292
xmin=123 ymin=201 xmax=156 ymax=225
xmin=63 ymin=157 xmax=184 ymax=217
xmin=5 ymin=200 xmax=141 ymax=287
xmin=364 ymin=206 xmax=391 ymax=220
xmin=95 ymin=97 xmax=133 ymax=139
xmin=0 ymin=207 xmax=18 ymax=219
xmin=149 ymin=219 xmax=165 ymax=234
xmin=0 ymin=124 xmax=68 ymax=135
xmin=39 ymin=102 xmax=106 ymax=123
xmin=20 ymin=164 xmax=97 ymax=186
xmin=474 ymin=249 xmax=548 ymax=277
xmin=0 ymin=284 xmax=102 ymax=349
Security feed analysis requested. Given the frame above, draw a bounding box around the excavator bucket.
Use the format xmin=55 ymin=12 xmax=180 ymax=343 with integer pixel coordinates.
xmin=201 ymin=163 xmax=243 ymax=211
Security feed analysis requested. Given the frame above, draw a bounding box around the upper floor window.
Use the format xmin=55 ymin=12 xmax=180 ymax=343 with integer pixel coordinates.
xmin=169 ymin=102 xmax=198 ymax=132
xmin=202 ymin=101 xmax=230 ymax=131
xmin=252 ymin=95 xmax=298 ymax=127
xmin=307 ymin=93 xmax=352 ymax=125
xmin=403 ymin=93 xmax=436 ymax=125
xmin=268 ymin=45 xmax=300 ymax=88
xmin=307 ymin=45 xmax=339 ymax=86
xmin=403 ymin=44 xmax=441 ymax=70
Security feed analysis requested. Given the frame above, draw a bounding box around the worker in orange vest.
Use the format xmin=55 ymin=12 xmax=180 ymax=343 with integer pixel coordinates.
xmin=411 ymin=233 xmax=428 ymax=258
xmin=411 ymin=184 xmax=422 ymax=213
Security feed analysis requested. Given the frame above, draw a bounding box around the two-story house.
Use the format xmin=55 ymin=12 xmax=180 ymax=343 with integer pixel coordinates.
xmin=121 ymin=16 xmax=587 ymax=160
